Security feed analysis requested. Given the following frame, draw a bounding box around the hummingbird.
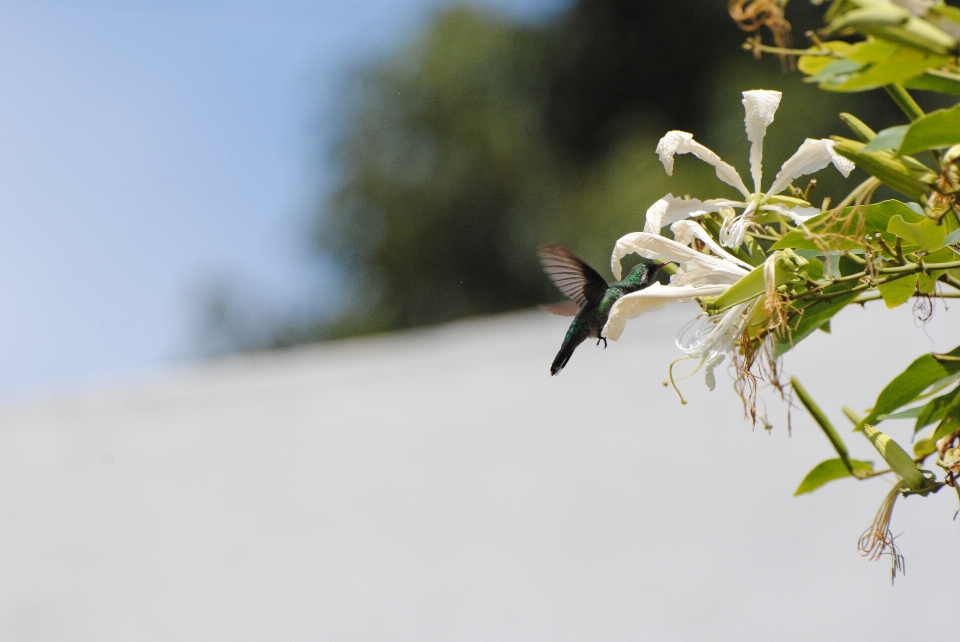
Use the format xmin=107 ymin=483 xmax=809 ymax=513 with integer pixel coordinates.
xmin=538 ymin=244 xmax=663 ymax=375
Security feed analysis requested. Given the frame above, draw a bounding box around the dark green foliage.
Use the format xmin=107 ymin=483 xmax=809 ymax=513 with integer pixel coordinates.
xmin=277 ymin=0 xmax=899 ymax=344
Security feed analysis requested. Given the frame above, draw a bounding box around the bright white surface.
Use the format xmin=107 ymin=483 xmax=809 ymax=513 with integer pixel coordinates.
xmin=2 ymin=303 xmax=959 ymax=640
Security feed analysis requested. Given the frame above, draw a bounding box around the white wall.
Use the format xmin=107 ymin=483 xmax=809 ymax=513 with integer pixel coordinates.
xmin=2 ymin=304 xmax=959 ymax=641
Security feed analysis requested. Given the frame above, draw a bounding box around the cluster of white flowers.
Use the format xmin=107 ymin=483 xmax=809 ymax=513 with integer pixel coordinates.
xmin=604 ymin=89 xmax=854 ymax=388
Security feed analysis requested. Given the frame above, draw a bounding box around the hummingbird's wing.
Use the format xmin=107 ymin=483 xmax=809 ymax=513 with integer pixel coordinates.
xmin=538 ymin=244 xmax=608 ymax=309
xmin=538 ymin=301 xmax=581 ymax=317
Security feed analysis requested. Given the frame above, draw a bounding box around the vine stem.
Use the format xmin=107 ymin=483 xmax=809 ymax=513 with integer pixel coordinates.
xmin=795 ymin=259 xmax=960 ymax=303
xmin=742 ymin=41 xmax=836 ymax=57
xmin=854 ymin=292 xmax=960 ymax=303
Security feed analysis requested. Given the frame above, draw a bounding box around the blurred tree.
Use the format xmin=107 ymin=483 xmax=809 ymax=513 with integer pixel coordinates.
xmin=218 ymin=0 xmax=901 ymax=348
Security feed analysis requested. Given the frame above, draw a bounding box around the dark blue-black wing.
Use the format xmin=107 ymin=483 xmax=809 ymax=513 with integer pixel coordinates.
xmin=538 ymin=244 xmax=608 ymax=309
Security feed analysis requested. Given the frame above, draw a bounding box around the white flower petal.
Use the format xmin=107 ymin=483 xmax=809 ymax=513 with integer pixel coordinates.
xmin=742 ymin=90 xmax=782 ymax=193
xmin=762 ymin=203 xmax=822 ymax=223
xmin=676 ymin=299 xmax=754 ymax=389
xmin=893 ymin=0 xmax=935 ymax=16
xmin=670 ymin=220 xmax=753 ymax=269
xmin=603 ymin=282 xmax=731 ymax=340
xmin=718 ymin=211 xmax=754 ymax=248
xmin=678 ymin=301 xmax=752 ymax=362
xmin=643 ymin=195 xmax=738 ymax=233
xmin=610 ymin=232 xmax=704 ymax=280
xmin=656 ymin=131 xmax=751 ymax=198
xmin=610 ymin=231 xmax=746 ymax=282
xmin=704 ymin=358 xmax=720 ymax=390
xmin=767 ymin=138 xmax=855 ymax=196
xmin=610 ymin=232 xmax=706 ymax=279
xmin=670 ymin=264 xmax=745 ymax=289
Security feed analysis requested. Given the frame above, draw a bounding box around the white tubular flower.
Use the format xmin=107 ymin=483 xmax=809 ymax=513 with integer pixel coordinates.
xmin=892 ymin=0 xmax=935 ymax=16
xmin=649 ymin=89 xmax=854 ymax=248
xmin=603 ymin=220 xmax=756 ymax=389
xmin=678 ymin=300 xmax=753 ymax=391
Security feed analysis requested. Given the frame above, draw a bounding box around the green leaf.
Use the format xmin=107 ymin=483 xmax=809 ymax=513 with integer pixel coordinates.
xmin=858 ymin=343 xmax=960 ymax=430
xmin=898 ymin=103 xmax=960 ymax=156
xmin=798 ymin=41 xmax=854 ymax=74
xmin=878 ymin=406 xmax=924 ymax=420
xmin=916 ymin=272 xmax=936 ymax=294
xmin=914 ymin=405 xmax=960 ymax=457
xmin=710 ymin=259 xmax=801 ymax=312
xmin=845 ymin=38 xmax=900 ymax=65
xmin=861 ymin=124 xmax=909 ymax=152
xmin=829 ymin=53 xmax=949 ymax=91
xmin=930 ymin=2 xmax=960 ymax=24
xmin=887 ymin=213 xmax=947 ymax=251
xmin=931 ymin=407 xmax=960 ymax=443
xmin=770 ymin=200 xmax=925 ymax=251
xmin=914 ymin=437 xmax=937 ymax=457
xmin=931 ymin=3 xmax=960 ymax=25
xmin=904 ymin=69 xmax=960 ymax=96
xmin=795 ymin=458 xmax=874 ymax=496
xmin=805 ymin=29 xmax=949 ymax=91
xmin=878 ymin=274 xmax=916 ymax=308
xmin=944 ymin=228 xmax=960 ymax=246
xmin=915 ymin=386 xmax=960 ymax=432
xmin=773 ymin=292 xmax=858 ymax=358
xmin=806 ymin=59 xmax=866 ymax=85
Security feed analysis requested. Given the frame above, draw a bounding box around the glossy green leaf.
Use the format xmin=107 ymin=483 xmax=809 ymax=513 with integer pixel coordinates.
xmin=861 ymin=124 xmax=908 ymax=152
xmin=814 ymin=41 xmax=948 ymax=90
xmin=924 ymin=245 xmax=960 ymax=263
xmin=770 ymin=200 xmax=925 ymax=251
xmin=944 ymin=228 xmax=960 ymax=246
xmin=898 ymin=104 xmax=960 ymax=155
xmin=878 ymin=274 xmax=916 ymax=308
xmin=915 ymin=405 xmax=960 ymax=456
xmin=858 ymin=343 xmax=960 ymax=431
xmin=914 ymin=437 xmax=937 ymax=457
xmin=887 ymin=214 xmax=946 ymax=251
xmin=845 ymin=38 xmax=900 ymax=65
xmin=773 ymin=292 xmax=858 ymax=358
xmin=931 ymin=3 xmax=960 ymax=24
xmin=795 ymin=458 xmax=874 ymax=496
xmin=830 ymin=54 xmax=949 ymax=91
xmin=931 ymin=409 xmax=960 ymax=442
xmin=930 ymin=2 xmax=960 ymax=24
xmin=915 ymin=387 xmax=960 ymax=433
xmin=806 ymin=59 xmax=865 ymax=85
xmin=798 ymin=41 xmax=854 ymax=74
xmin=916 ymin=272 xmax=936 ymax=294
xmin=878 ymin=406 xmax=924 ymax=421
xmin=904 ymin=70 xmax=960 ymax=96
xmin=710 ymin=260 xmax=800 ymax=312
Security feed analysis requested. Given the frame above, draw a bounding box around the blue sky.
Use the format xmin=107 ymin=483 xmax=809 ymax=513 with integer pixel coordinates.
xmin=0 ymin=0 xmax=561 ymax=402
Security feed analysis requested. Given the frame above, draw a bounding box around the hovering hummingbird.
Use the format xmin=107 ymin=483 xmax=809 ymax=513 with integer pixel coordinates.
xmin=538 ymin=244 xmax=663 ymax=375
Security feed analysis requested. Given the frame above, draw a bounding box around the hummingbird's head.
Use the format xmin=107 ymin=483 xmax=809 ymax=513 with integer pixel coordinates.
xmin=647 ymin=261 xmax=677 ymax=281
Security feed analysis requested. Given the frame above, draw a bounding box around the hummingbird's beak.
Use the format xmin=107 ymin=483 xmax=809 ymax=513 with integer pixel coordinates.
xmin=656 ymin=261 xmax=679 ymax=277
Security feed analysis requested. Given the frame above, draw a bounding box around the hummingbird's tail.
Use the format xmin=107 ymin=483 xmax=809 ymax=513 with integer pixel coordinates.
xmin=550 ymin=335 xmax=583 ymax=376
